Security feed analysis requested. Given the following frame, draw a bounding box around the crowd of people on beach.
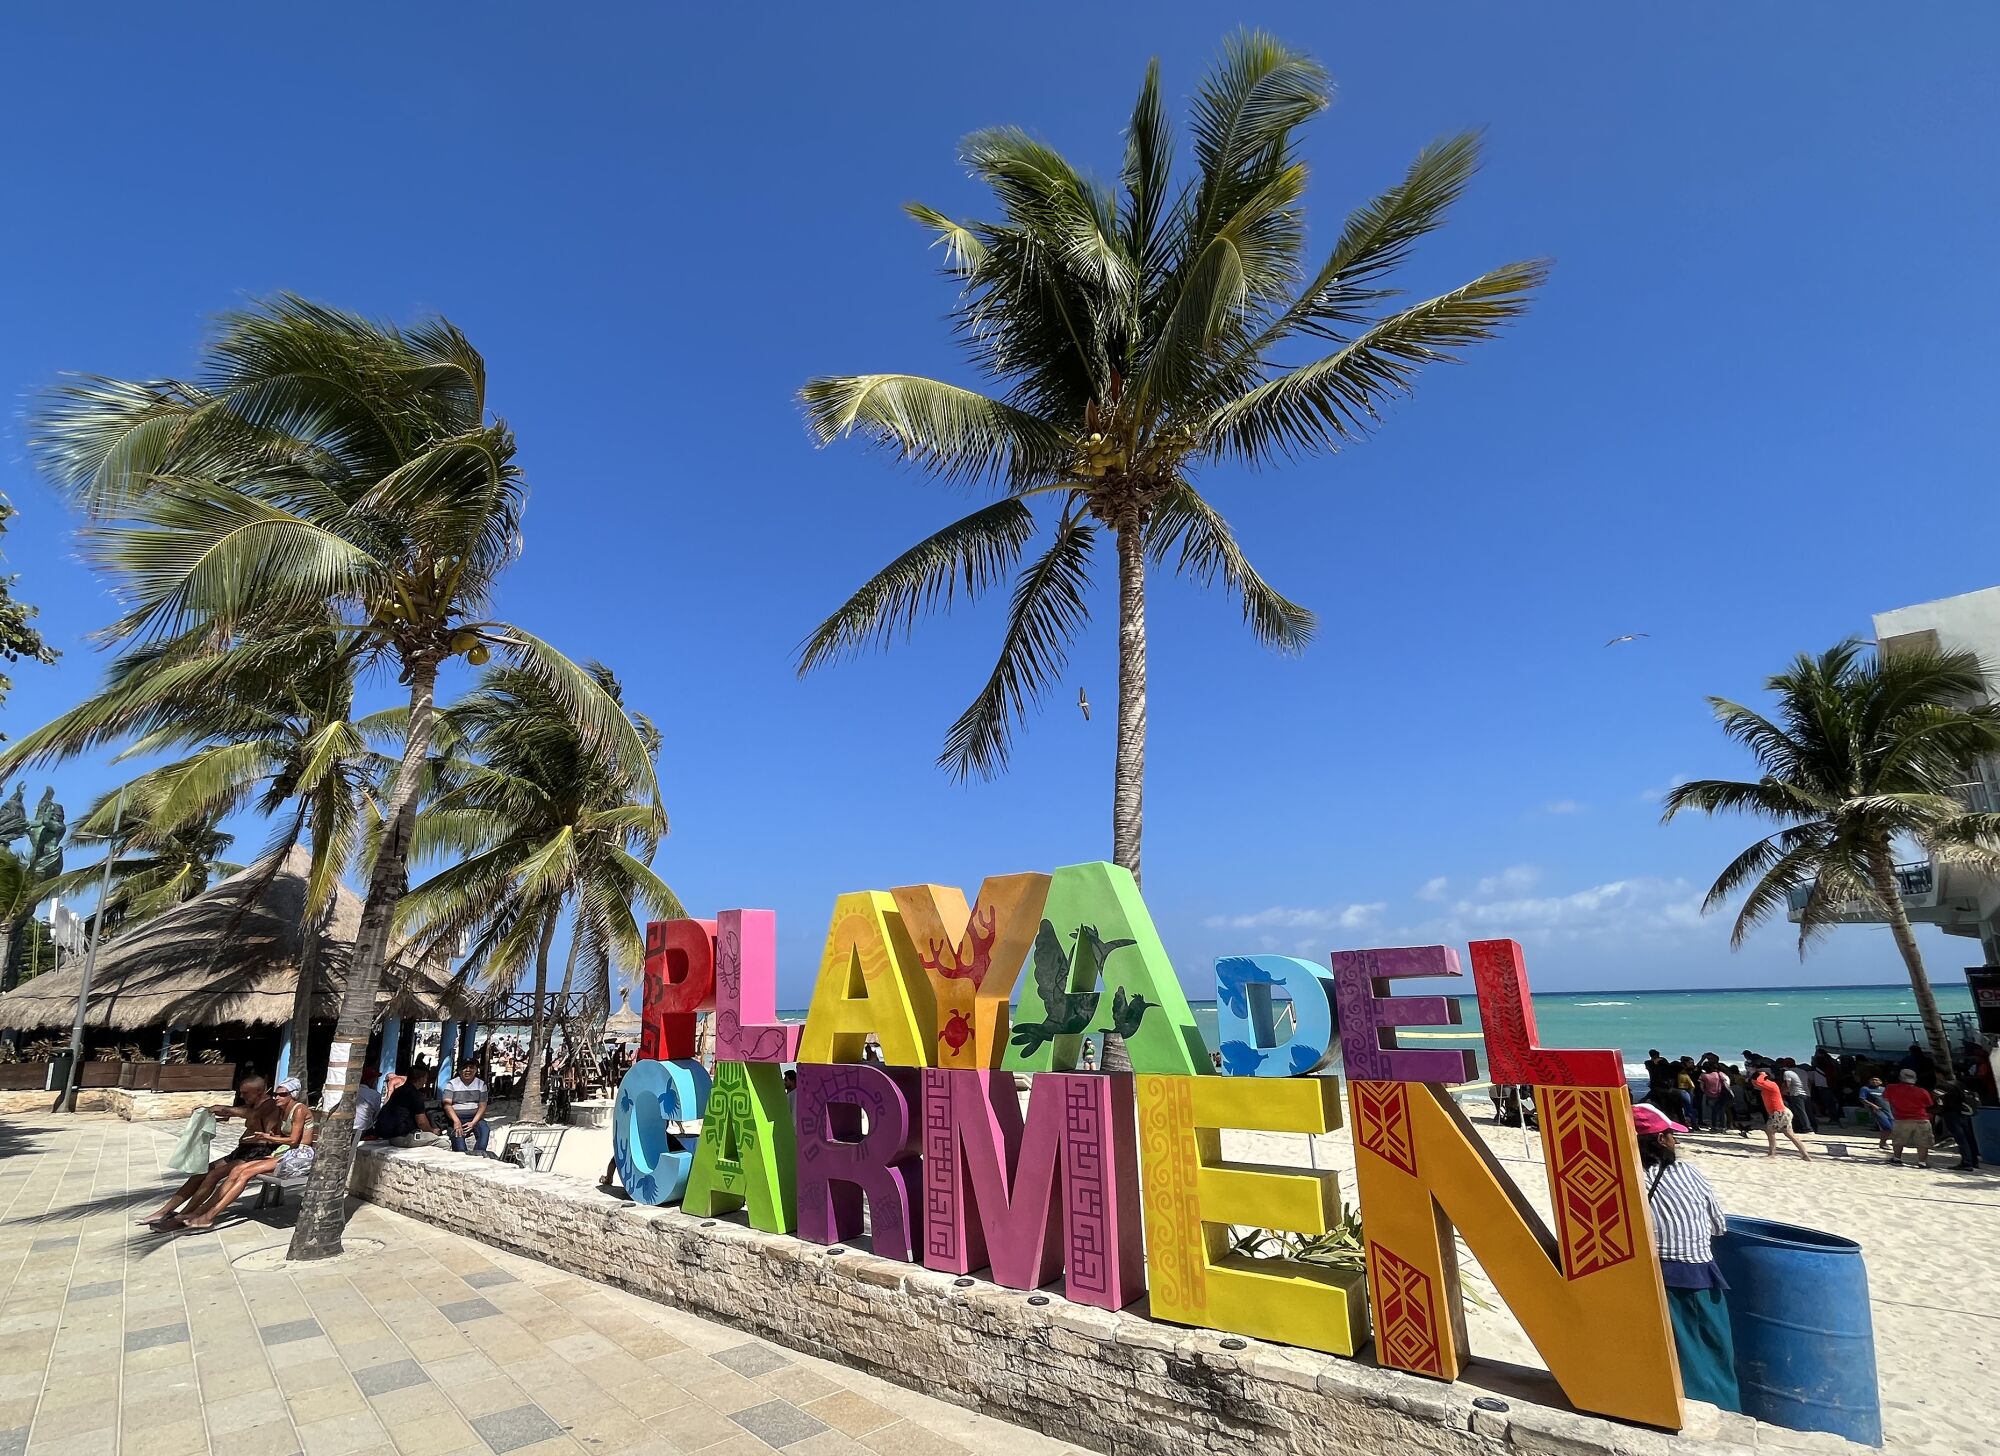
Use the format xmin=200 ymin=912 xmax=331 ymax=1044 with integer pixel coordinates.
xmin=1491 ymin=1037 xmax=1994 ymax=1172
xmin=1630 ymin=1041 xmax=1992 ymax=1170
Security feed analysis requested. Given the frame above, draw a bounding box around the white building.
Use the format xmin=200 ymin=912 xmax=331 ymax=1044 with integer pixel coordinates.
xmin=1788 ymin=586 xmax=2000 ymax=960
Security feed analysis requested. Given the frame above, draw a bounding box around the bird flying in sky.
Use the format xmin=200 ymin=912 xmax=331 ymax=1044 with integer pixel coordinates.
xmin=1604 ymin=633 xmax=1650 ymax=647
xmin=1078 ymin=688 xmax=1091 ymax=721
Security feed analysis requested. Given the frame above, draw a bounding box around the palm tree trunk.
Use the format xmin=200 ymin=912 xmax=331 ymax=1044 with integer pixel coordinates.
xmin=1102 ymin=523 xmax=1148 ymax=1077
xmin=1865 ymin=841 xmax=1955 ymax=1070
xmin=0 ymin=919 xmax=15 ymax=995
xmin=287 ymin=656 xmax=441 ymax=1262
xmin=1113 ymin=524 xmax=1147 ymax=885
xmin=517 ymin=911 xmax=564 ymax=1125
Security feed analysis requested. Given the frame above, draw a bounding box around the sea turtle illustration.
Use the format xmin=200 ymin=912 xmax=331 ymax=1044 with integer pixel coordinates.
xmin=938 ymin=1008 xmax=974 ymax=1055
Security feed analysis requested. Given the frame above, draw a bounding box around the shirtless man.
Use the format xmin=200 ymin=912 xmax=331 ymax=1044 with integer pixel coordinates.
xmin=172 ymin=1078 xmax=311 ymax=1230
xmin=139 ymin=1075 xmax=286 ymax=1226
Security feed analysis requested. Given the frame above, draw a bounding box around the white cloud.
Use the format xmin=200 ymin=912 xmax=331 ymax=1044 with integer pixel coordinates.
xmin=1639 ymin=774 xmax=1691 ymax=803
xmin=1416 ymin=876 xmax=1449 ymax=902
xmin=1205 ymin=902 xmax=1387 ymax=932
xmin=1398 ymin=874 xmax=1707 ymax=946
xmin=1543 ymin=799 xmax=1585 ymax=815
xmin=1475 ymin=864 xmax=1542 ymax=897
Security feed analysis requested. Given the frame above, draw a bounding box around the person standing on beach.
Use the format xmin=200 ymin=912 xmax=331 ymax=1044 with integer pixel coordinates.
xmin=1633 ymin=1103 xmax=1741 ymax=1413
xmin=1750 ymin=1069 xmax=1812 ymax=1161
xmin=1940 ymin=1080 xmax=1982 ymax=1171
xmin=1776 ymin=1059 xmax=1816 ymax=1134
xmin=1883 ymin=1069 xmax=1936 ymax=1167
xmin=1858 ymin=1076 xmax=1894 ymax=1151
xmin=1726 ymin=1066 xmax=1755 ymax=1137
xmin=1698 ymin=1063 xmax=1731 ymax=1132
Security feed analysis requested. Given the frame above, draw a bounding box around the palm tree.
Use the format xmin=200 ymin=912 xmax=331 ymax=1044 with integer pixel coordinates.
xmin=397 ymin=662 xmax=680 ymax=1124
xmin=27 ymin=296 xmax=655 ymax=1260
xmin=34 ymin=790 xmax=243 ymax=934
xmin=0 ymin=626 xmax=391 ymax=1065
xmin=797 ymin=30 xmax=1543 ymax=882
xmin=1664 ymin=640 xmax=2000 ymax=1069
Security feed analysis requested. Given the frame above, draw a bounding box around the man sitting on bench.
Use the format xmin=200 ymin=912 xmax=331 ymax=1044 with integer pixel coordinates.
xmin=164 ymin=1077 xmax=312 ymax=1231
xmin=139 ymin=1074 xmax=284 ymax=1227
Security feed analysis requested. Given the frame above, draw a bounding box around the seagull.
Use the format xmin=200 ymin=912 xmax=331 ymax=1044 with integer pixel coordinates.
xmin=1077 ymin=688 xmax=1091 ymax=721
xmin=1604 ymin=633 xmax=1651 ymax=647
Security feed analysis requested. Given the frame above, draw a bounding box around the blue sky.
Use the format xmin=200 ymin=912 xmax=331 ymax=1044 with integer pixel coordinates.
xmin=3 ymin=5 xmax=1997 ymax=1003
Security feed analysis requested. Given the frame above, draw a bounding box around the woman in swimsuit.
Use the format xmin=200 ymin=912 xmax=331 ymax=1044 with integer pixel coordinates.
xmin=139 ymin=1075 xmax=283 ymax=1226
xmin=163 ymin=1078 xmax=312 ymax=1231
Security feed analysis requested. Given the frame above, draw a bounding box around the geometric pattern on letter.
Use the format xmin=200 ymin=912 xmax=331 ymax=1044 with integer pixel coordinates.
xmin=1470 ymin=939 xmax=1624 ymax=1088
xmin=1541 ymin=1087 xmax=1638 ymax=1278
xmin=1353 ymin=1079 xmax=1418 ymax=1179
xmin=1368 ymin=1242 xmax=1445 ymax=1378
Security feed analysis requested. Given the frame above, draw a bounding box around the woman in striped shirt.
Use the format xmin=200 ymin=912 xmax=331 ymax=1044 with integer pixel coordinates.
xmin=1633 ymin=1102 xmax=1741 ymax=1412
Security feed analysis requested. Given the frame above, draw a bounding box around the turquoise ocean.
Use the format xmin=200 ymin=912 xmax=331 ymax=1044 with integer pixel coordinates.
xmin=785 ymin=984 xmax=1978 ymax=1078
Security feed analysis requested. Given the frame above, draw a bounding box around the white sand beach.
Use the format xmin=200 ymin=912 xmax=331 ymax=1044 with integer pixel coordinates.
xmin=525 ymin=1095 xmax=1993 ymax=1456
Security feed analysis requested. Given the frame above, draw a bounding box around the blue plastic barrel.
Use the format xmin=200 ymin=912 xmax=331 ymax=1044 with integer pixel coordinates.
xmin=1712 ymin=1216 xmax=1882 ymax=1445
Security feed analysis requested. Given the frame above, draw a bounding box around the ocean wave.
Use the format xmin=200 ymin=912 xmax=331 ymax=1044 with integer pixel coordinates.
xmin=1572 ymin=1000 xmax=1632 ymax=1007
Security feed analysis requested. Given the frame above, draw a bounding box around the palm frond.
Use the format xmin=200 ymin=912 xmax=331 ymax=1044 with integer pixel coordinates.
xmin=1145 ymin=483 xmax=1312 ymax=650
xmin=1204 ymin=261 xmax=1549 ymax=465
xmin=798 ymin=374 xmax=1067 ymax=486
xmin=1276 ymin=131 xmax=1486 ymax=343
xmin=1119 ymin=58 xmax=1174 ymax=272
xmin=795 ymin=500 xmax=1038 ymax=673
xmin=939 ymin=514 xmax=1096 ymax=780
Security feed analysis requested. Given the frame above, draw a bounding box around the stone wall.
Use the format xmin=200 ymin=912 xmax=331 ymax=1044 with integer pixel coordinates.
xmin=0 ymin=1088 xmax=212 ymax=1120
xmin=349 ymin=1145 xmax=1834 ymax=1456
xmin=0 ymin=1088 xmax=109 ymax=1115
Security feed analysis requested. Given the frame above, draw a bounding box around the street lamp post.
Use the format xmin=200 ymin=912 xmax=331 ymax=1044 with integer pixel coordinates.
xmin=58 ymin=789 xmax=125 ymax=1115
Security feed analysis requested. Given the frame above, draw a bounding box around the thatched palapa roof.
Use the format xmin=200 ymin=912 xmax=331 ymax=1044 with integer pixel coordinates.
xmin=0 ymin=847 xmax=469 ymax=1034
xmin=604 ymin=987 xmax=642 ymax=1042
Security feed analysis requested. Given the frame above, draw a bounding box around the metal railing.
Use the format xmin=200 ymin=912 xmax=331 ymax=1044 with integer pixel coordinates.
xmin=1787 ymin=860 xmax=1934 ymax=913
xmin=477 ymin=991 xmax=593 ymax=1025
xmin=1812 ymin=1011 xmax=1980 ymax=1054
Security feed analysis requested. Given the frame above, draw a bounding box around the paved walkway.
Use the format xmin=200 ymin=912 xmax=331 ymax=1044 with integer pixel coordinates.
xmin=0 ymin=1115 xmax=1092 ymax=1456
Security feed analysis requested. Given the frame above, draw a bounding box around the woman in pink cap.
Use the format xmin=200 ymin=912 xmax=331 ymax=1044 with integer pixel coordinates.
xmin=1633 ymin=1102 xmax=1740 ymax=1411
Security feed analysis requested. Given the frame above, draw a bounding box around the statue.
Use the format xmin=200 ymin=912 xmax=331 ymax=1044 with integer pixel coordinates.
xmin=24 ymin=788 xmax=63 ymax=883
xmin=0 ymin=783 xmax=25 ymax=847
xmin=0 ymin=785 xmax=63 ymax=994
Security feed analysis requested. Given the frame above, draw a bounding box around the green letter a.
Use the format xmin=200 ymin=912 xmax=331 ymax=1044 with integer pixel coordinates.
xmin=684 ymin=1060 xmax=797 ymax=1232
xmin=1001 ymin=861 xmax=1211 ymax=1076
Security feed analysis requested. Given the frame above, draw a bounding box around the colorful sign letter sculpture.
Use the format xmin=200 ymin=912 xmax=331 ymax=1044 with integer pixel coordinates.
xmin=613 ymin=1058 xmax=711 ymax=1205
xmin=1002 ymin=861 xmax=1210 ymax=1075
xmin=684 ymin=1060 xmax=796 ymax=1232
xmin=715 ymin=909 xmax=801 ymax=1063
xmin=892 ymin=873 xmax=1050 ymax=1068
xmin=1469 ymin=938 xmax=1624 ymax=1087
xmin=1331 ymin=944 xmax=1480 ymax=1084
xmin=1137 ymin=1073 xmax=1367 ymax=1355
xmin=641 ymin=917 xmax=716 ymax=1061
xmin=621 ymin=869 xmax=1688 ymax=1434
xmin=1214 ymin=954 xmax=1336 ymax=1077
xmin=794 ymin=1063 xmax=924 ymax=1260
xmin=920 ymin=1069 xmax=1145 ymax=1310
xmin=798 ymin=891 xmax=935 ymax=1067
xmin=1351 ymin=1077 xmax=1681 ymax=1426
